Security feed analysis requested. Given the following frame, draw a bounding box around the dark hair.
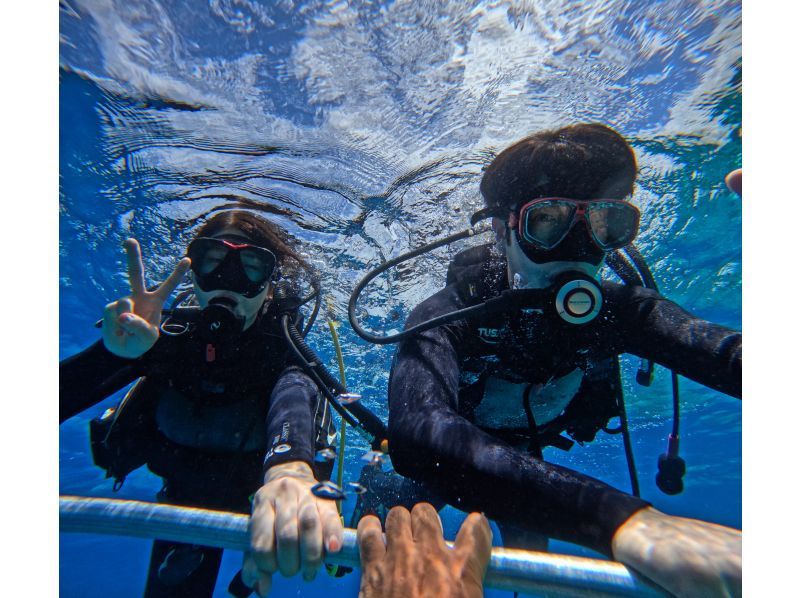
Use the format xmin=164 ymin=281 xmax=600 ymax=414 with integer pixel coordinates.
xmin=193 ymin=210 xmax=316 ymax=287
xmin=479 ymin=123 xmax=637 ymax=211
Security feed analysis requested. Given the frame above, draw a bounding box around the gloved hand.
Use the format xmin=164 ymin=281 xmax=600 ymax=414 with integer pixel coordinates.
xmin=357 ymin=503 xmax=492 ymax=598
xmin=612 ymin=506 xmax=741 ymax=597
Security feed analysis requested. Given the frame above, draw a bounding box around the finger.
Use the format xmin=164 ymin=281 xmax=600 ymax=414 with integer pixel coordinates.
xmin=241 ymin=553 xmax=259 ymax=587
xmin=116 ymin=297 xmax=134 ymax=317
xmin=411 ymin=503 xmax=447 ymax=551
xmin=248 ymin=499 xmax=278 ymax=575
xmin=384 ymin=506 xmax=413 ymax=552
xmin=357 ymin=515 xmax=386 ymax=569
xmin=298 ymin=500 xmax=323 ymax=581
xmin=453 ymin=513 xmax=493 ymax=583
xmin=453 ymin=513 xmax=493 ymax=557
xmin=254 ymin=574 xmax=272 ymax=598
xmin=275 ymin=489 xmax=301 ymax=577
xmin=124 ymin=239 xmax=147 ymax=296
xmin=154 ymin=257 xmax=191 ymax=303
xmin=319 ymin=501 xmax=344 ymax=554
xmin=103 ymin=301 xmax=121 ymax=336
xmin=242 ymin=555 xmax=272 ymax=597
xmin=118 ymin=312 xmax=158 ymax=340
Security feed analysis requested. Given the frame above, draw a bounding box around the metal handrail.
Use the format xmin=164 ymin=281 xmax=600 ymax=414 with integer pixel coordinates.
xmin=60 ymin=496 xmax=665 ymax=596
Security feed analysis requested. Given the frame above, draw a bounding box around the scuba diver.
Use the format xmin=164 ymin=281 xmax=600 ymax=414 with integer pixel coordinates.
xmin=60 ymin=210 xmax=346 ymax=597
xmin=351 ymin=124 xmax=741 ymax=597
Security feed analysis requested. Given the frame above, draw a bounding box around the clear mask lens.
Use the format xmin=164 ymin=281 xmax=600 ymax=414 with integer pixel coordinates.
xmin=586 ymin=202 xmax=639 ymax=249
xmin=521 ymin=201 xmax=576 ymax=248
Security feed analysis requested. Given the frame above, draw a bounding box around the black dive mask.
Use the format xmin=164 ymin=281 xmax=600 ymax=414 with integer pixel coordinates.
xmin=188 ymin=237 xmax=277 ymax=298
xmin=513 ymin=219 xmax=606 ymax=266
xmin=471 ymin=198 xmax=637 ymax=266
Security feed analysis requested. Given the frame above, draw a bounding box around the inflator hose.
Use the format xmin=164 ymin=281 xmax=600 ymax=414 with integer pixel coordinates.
xmin=620 ymin=245 xmax=684 ymax=494
xmin=348 ymin=227 xmax=489 ymax=344
xmin=281 ymin=315 xmax=387 ymax=448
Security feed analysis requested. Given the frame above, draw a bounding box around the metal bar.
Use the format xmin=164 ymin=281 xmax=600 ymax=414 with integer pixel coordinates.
xmin=60 ymin=496 xmax=665 ymax=597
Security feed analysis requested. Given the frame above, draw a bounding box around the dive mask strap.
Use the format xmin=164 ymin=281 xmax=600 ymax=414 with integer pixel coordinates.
xmin=470 ymin=206 xmax=505 ymax=226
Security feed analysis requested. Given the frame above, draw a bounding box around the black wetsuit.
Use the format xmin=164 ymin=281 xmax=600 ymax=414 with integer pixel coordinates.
xmin=60 ymin=303 xmax=334 ymax=597
xmin=388 ymin=246 xmax=741 ymax=556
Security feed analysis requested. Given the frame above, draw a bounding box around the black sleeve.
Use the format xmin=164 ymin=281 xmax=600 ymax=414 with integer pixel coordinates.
xmin=262 ymin=366 xmax=323 ymax=475
xmin=388 ymin=285 xmax=650 ymax=557
xmin=59 ymin=340 xmax=144 ymax=423
xmin=604 ymin=283 xmax=742 ymax=398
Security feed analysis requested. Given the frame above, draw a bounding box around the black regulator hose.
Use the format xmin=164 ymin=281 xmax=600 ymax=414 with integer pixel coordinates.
xmin=623 ymin=244 xmax=658 ymax=290
xmin=281 ymin=315 xmax=387 ymax=449
xmin=655 ymin=371 xmax=686 ymax=495
xmin=607 ymin=246 xmax=654 ymax=386
xmin=348 ymin=226 xmax=491 ymax=344
xmin=300 ymin=282 xmax=321 ymax=338
xmin=606 ymin=250 xmax=644 ymax=288
xmin=618 ymin=244 xmax=685 ymax=495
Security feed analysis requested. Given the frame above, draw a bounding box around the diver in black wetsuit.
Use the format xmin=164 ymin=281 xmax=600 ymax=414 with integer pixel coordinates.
xmin=60 ymin=210 xmax=344 ymax=598
xmin=387 ymin=124 xmax=742 ymax=597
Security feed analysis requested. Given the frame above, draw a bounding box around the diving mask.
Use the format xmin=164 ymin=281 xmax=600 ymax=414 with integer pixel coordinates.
xmin=187 ymin=237 xmax=277 ymax=298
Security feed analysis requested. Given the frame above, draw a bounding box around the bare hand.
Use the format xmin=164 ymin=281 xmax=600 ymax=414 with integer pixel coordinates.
xmin=612 ymin=506 xmax=741 ymax=597
xmin=357 ymin=503 xmax=492 ymax=598
xmin=102 ymin=238 xmax=191 ymax=358
xmin=243 ymin=461 xmax=343 ymax=596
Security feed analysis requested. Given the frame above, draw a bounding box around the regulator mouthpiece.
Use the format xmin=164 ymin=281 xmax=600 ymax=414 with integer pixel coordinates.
xmin=198 ymin=301 xmax=245 ymax=341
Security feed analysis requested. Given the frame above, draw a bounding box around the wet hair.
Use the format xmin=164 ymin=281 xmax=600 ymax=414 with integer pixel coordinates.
xmin=479 ymin=123 xmax=637 ymax=211
xmin=193 ymin=210 xmax=316 ymax=288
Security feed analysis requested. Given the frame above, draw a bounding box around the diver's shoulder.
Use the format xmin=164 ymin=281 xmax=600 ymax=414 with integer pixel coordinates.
xmin=407 ymin=284 xmax=463 ymax=326
xmin=446 ymin=243 xmax=496 ymax=285
xmin=601 ymin=280 xmax=664 ymax=301
xmin=600 ymin=280 xmax=678 ymax=322
xmin=406 ymin=248 xmax=505 ymax=328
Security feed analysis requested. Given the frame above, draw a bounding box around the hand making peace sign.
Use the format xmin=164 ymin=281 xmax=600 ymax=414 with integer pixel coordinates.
xmin=102 ymin=239 xmax=192 ymax=359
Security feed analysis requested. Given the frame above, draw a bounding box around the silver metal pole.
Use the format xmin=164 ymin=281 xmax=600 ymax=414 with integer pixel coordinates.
xmin=60 ymin=496 xmax=665 ymax=597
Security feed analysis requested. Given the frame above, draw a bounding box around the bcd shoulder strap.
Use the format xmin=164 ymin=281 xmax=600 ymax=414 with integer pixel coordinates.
xmin=446 ymin=243 xmax=507 ymax=305
xmin=89 ymin=378 xmax=159 ymax=489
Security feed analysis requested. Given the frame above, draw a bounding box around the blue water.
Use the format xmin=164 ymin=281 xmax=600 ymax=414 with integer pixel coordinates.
xmin=59 ymin=1 xmax=741 ymax=596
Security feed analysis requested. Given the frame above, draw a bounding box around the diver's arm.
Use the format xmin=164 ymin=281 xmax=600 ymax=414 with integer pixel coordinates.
xmin=60 ymin=240 xmax=190 ymax=424
xmin=388 ymin=286 xmax=650 ymax=556
xmin=262 ymin=366 xmax=321 ymax=472
xmin=246 ymin=366 xmax=343 ymax=594
xmin=607 ymin=283 xmax=742 ymax=398
xmin=612 ymin=506 xmax=741 ymax=597
xmin=59 ymin=340 xmax=143 ymax=423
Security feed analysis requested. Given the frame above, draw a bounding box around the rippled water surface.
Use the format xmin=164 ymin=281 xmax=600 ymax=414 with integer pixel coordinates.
xmin=60 ymin=1 xmax=741 ymax=596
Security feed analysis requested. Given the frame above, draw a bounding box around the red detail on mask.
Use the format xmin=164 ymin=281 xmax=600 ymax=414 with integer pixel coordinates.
xmin=206 ymin=344 xmax=216 ymax=362
xmin=222 ymin=240 xmax=251 ymax=249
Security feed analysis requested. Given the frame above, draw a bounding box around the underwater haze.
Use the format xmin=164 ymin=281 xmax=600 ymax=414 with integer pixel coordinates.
xmin=59 ymin=1 xmax=742 ymax=596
